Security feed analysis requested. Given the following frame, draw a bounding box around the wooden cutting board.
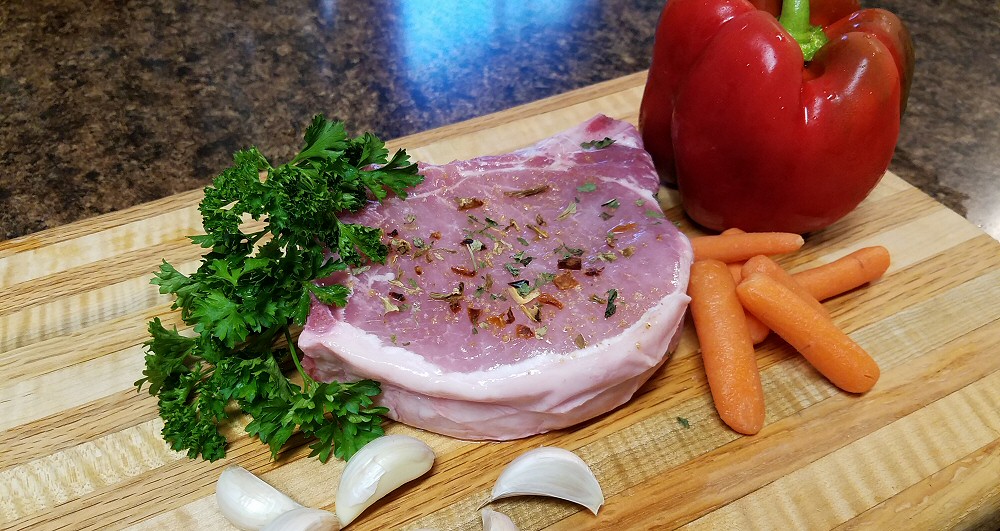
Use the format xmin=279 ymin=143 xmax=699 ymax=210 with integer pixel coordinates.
xmin=3 ymin=72 xmax=999 ymax=531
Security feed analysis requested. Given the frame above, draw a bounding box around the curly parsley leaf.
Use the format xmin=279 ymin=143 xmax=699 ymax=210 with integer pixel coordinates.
xmin=136 ymin=115 xmax=423 ymax=462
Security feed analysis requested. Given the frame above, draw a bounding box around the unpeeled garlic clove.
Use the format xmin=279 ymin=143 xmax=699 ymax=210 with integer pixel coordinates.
xmin=484 ymin=447 xmax=604 ymax=515
xmin=261 ymin=507 xmax=340 ymax=531
xmin=481 ymin=507 xmax=519 ymax=531
xmin=336 ymin=434 xmax=436 ymax=526
xmin=216 ymin=465 xmax=303 ymax=530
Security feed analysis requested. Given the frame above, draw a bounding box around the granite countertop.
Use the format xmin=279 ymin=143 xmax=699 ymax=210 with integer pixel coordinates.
xmin=1 ymin=1 xmax=997 ymax=242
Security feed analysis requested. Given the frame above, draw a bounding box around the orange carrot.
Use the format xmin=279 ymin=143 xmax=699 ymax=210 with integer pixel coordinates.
xmin=714 ymin=229 xmax=770 ymax=343
xmin=742 ymin=255 xmax=829 ymax=319
xmin=691 ymin=232 xmax=804 ymax=263
xmin=727 ymin=262 xmax=743 ymax=283
xmin=720 ymin=229 xmax=747 ymax=283
xmin=736 ymin=273 xmax=880 ymax=393
xmin=688 ymin=260 xmax=766 ymax=434
xmin=722 ymin=262 xmax=770 ymax=343
xmin=793 ymin=246 xmax=891 ymax=302
xmin=745 ymin=311 xmax=771 ymax=345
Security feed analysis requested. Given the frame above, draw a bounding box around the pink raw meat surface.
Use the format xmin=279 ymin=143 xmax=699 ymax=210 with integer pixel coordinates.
xmin=299 ymin=114 xmax=693 ymax=440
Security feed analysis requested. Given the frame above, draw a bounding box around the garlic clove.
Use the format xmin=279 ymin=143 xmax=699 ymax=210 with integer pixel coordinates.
xmin=261 ymin=507 xmax=340 ymax=531
xmin=216 ymin=465 xmax=304 ymax=531
xmin=336 ymin=434 xmax=436 ymax=526
xmin=481 ymin=507 xmax=519 ymax=531
xmin=485 ymin=447 xmax=604 ymax=515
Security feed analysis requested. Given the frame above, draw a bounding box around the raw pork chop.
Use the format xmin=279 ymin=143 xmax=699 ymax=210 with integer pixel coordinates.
xmin=299 ymin=115 xmax=693 ymax=440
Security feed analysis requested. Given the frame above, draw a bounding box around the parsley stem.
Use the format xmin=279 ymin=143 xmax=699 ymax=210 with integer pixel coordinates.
xmin=286 ymin=328 xmax=315 ymax=385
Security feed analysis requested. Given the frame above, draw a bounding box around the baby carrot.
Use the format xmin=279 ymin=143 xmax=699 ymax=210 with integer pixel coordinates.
xmin=727 ymin=262 xmax=743 ymax=284
xmin=736 ymin=273 xmax=880 ymax=393
xmin=715 ymin=230 xmax=769 ymax=343
xmin=691 ymin=232 xmax=805 ymax=263
xmin=742 ymin=255 xmax=830 ymax=319
xmin=720 ymin=229 xmax=747 ymax=283
xmin=745 ymin=312 xmax=771 ymax=345
xmin=688 ymin=260 xmax=766 ymax=434
xmin=793 ymin=246 xmax=891 ymax=302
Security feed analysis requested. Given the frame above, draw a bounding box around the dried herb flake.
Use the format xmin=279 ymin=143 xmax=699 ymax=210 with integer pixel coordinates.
xmin=604 ymin=288 xmax=618 ymax=318
xmin=581 ymin=137 xmax=616 ymax=150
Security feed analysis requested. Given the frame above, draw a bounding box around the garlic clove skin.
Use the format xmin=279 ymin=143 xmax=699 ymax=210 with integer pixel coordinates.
xmin=216 ymin=465 xmax=304 ymax=531
xmin=481 ymin=508 xmax=519 ymax=531
xmin=336 ymin=434 xmax=436 ymax=527
xmin=261 ymin=507 xmax=340 ymax=531
xmin=486 ymin=447 xmax=604 ymax=515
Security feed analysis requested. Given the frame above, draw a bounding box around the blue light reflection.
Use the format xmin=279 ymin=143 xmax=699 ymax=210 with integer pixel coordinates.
xmin=397 ymin=1 xmax=583 ymax=84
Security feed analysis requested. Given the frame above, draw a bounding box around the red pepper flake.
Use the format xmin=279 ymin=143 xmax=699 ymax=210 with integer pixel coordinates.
xmin=486 ymin=307 xmax=516 ymax=329
xmin=610 ymin=222 xmax=638 ymax=233
xmin=584 ymin=267 xmax=604 ymax=277
xmin=389 ymin=292 xmax=406 ymax=302
xmin=468 ymin=307 xmax=482 ymax=324
xmin=449 ymin=301 xmax=462 ymax=313
xmin=451 ymin=266 xmax=477 ymax=277
xmin=515 ymin=324 xmax=535 ymax=339
xmin=430 ymin=231 xmax=442 ymax=240
xmin=414 ymin=265 xmax=423 ymax=275
xmin=553 ymin=271 xmax=579 ymax=290
xmin=538 ymin=292 xmax=564 ymax=309
xmin=558 ymin=255 xmax=582 ymax=270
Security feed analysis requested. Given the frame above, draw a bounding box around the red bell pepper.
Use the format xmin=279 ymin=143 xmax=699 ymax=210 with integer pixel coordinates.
xmin=639 ymin=0 xmax=914 ymax=233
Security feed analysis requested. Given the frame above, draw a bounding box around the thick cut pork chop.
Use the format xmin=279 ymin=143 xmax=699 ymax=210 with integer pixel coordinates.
xmin=299 ymin=115 xmax=693 ymax=439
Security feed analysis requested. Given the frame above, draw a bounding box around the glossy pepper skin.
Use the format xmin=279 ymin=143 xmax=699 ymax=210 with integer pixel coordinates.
xmin=639 ymin=0 xmax=914 ymax=233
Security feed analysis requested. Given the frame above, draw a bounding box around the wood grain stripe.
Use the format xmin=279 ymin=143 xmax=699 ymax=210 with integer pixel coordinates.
xmin=0 ymin=191 xmax=204 ymax=258
xmin=0 ymin=206 xmax=202 ymax=289
xmin=836 ymin=438 xmax=1000 ymax=530
xmin=0 ymin=304 xmax=184 ymax=388
xmin=0 ymin=238 xmax=198 ymax=317
xmin=0 ymin=265 xmax=193 ymax=353
xmin=0 ymin=418 xmax=185 ymax=525
xmin=0 ymin=389 xmax=159 ymax=471
xmin=0 ymin=344 xmax=148 ymax=432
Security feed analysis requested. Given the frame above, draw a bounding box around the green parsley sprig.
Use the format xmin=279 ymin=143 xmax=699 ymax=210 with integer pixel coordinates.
xmin=136 ymin=115 xmax=424 ymax=462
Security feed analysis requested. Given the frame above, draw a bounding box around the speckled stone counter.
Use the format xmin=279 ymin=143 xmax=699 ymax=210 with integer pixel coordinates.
xmin=1 ymin=0 xmax=998 ymax=241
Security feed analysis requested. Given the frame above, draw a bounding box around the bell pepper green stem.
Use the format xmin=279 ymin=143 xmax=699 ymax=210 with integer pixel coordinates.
xmin=778 ymin=0 xmax=829 ymax=61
